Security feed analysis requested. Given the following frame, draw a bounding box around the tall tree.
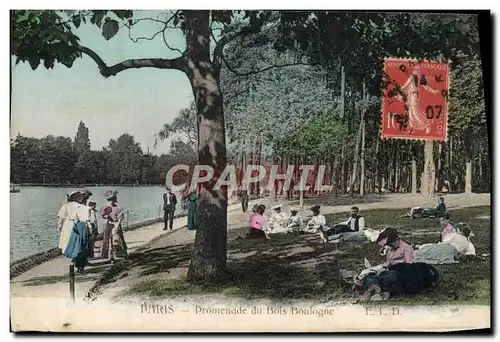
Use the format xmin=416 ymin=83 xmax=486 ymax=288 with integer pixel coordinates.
xmin=106 ymin=134 xmax=143 ymax=184
xmin=74 ymin=121 xmax=91 ymax=155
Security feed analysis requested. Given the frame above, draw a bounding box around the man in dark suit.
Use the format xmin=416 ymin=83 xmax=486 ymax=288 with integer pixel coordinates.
xmin=163 ymin=187 xmax=177 ymax=230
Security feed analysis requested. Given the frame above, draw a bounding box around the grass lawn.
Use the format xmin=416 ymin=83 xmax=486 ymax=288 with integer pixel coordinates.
xmin=109 ymin=206 xmax=491 ymax=306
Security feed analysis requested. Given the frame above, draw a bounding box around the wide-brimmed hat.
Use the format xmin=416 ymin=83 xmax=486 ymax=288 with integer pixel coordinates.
xmin=271 ymin=204 xmax=282 ymax=211
xmin=310 ymin=204 xmax=321 ymax=211
xmin=290 ymin=207 xmax=299 ymax=212
xmin=376 ymin=228 xmax=399 ymax=246
xmin=104 ymin=190 xmax=118 ymax=200
xmin=79 ymin=189 xmax=93 ymax=198
xmin=67 ymin=190 xmax=80 ymax=201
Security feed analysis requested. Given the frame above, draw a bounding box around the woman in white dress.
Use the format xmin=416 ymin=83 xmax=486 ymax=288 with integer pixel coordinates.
xmin=57 ymin=191 xmax=80 ymax=251
xmin=63 ymin=189 xmax=93 ymax=272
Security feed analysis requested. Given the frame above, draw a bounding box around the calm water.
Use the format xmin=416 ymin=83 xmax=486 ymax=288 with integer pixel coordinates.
xmin=10 ymin=186 xmax=184 ymax=262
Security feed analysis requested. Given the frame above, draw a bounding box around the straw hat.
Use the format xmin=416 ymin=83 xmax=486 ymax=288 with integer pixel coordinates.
xmin=67 ymin=190 xmax=80 ymax=201
xmin=104 ymin=190 xmax=118 ymax=200
xmin=271 ymin=204 xmax=282 ymax=211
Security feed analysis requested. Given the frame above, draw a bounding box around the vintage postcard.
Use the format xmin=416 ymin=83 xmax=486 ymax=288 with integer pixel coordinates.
xmin=9 ymin=9 xmax=491 ymax=333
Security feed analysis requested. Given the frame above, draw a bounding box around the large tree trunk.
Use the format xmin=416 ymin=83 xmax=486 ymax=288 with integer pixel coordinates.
xmin=185 ymin=11 xmax=227 ymax=282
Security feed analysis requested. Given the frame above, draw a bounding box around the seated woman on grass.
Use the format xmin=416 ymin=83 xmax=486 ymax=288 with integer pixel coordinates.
xmin=408 ymin=196 xmax=447 ymax=219
xmin=304 ymin=205 xmax=327 ymax=234
xmin=247 ymin=204 xmax=270 ymax=240
xmin=376 ymin=228 xmax=415 ymax=267
xmin=268 ymin=204 xmax=288 ymax=232
xmin=284 ymin=208 xmax=304 ymax=234
xmin=357 ymin=229 xmax=438 ymax=301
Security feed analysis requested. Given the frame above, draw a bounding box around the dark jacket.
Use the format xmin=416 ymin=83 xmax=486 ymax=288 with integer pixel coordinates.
xmin=163 ymin=192 xmax=177 ymax=210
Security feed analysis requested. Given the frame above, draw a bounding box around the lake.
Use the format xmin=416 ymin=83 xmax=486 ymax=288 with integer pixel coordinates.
xmin=9 ymin=186 xmax=185 ymax=262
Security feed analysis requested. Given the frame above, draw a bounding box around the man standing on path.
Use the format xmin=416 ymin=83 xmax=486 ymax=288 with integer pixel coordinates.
xmin=237 ymin=186 xmax=249 ymax=213
xmin=163 ymin=187 xmax=177 ymax=230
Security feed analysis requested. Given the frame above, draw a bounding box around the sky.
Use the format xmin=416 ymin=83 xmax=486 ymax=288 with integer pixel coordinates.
xmin=10 ymin=11 xmax=195 ymax=155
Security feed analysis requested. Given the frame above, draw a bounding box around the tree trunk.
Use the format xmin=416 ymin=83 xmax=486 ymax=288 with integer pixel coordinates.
xmin=464 ymin=131 xmax=473 ymax=193
xmin=340 ymin=146 xmax=346 ymax=194
xmin=421 ymin=140 xmax=435 ymax=199
xmin=340 ymin=65 xmax=345 ymax=118
xmin=332 ymin=155 xmax=339 ymax=198
xmin=360 ymin=121 xmax=366 ymax=196
xmin=374 ymin=139 xmax=380 ymax=193
xmin=435 ymin=142 xmax=444 ymax=192
xmin=393 ymin=142 xmax=399 ymax=192
xmin=411 ymin=159 xmax=417 ymax=194
xmin=350 ymin=116 xmax=363 ymax=196
xmin=185 ymin=11 xmax=227 ymax=282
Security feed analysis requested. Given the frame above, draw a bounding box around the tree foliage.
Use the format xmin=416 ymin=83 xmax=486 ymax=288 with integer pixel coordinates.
xmin=10 ymin=123 xmax=194 ymax=185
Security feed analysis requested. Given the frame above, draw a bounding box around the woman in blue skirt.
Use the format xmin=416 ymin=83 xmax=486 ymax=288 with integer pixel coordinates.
xmin=63 ymin=190 xmax=93 ymax=273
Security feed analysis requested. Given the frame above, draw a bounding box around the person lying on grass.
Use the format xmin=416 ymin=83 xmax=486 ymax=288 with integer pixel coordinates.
xmin=348 ymin=229 xmax=438 ymax=301
xmin=407 ymin=196 xmax=447 ymax=219
xmin=413 ymin=220 xmax=479 ymax=264
xmin=317 ymin=207 xmax=368 ymax=243
xmin=358 ymin=262 xmax=439 ymax=302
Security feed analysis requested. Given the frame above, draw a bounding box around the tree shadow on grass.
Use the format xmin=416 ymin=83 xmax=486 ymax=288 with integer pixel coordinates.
xmin=125 ymin=244 xmax=193 ymax=277
xmin=118 ymin=207 xmax=491 ymax=304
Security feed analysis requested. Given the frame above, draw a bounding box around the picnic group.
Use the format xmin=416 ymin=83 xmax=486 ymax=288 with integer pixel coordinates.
xmin=241 ymin=195 xmax=485 ymax=302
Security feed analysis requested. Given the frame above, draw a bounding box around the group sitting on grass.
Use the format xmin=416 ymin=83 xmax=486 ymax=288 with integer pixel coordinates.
xmin=243 ymin=199 xmax=483 ymax=301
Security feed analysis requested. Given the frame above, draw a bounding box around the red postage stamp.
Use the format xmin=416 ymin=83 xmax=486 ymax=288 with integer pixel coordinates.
xmin=381 ymin=58 xmax=450 ymax=141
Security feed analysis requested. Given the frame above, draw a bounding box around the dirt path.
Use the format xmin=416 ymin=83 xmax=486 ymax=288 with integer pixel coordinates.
xmin=92 ymin=192 xmax=490 ymax=302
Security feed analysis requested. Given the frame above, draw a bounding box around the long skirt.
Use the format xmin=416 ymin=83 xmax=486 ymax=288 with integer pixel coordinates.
xmin=248 ymin=228 xmax=266 ymax=239
xmin=414 ymin=243 xmax=459 ymax=264
xmin=100 ymin=223 xmax=128 ymax=259
xmin=187 ymin=203 xmax=197 ymax=231
xmin=64 ymin=221 xmax=91 ymax=269
xmin=362 ymin=262 xmax=439 ymax=296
